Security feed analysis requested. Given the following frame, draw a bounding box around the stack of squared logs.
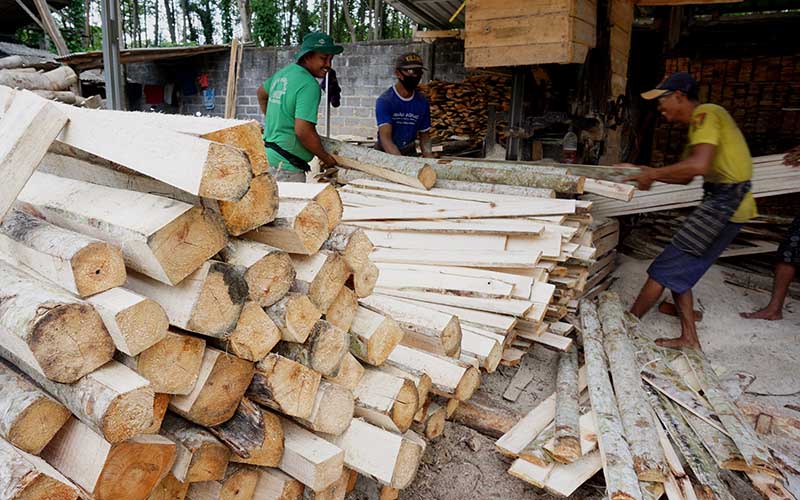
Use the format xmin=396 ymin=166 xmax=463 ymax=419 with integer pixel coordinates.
xmin=418 ymin=74 xmax=512 ymax=147
xmin=0 ymin=85 xmax=599 ymax=500
xmin=500 ymin=291 xmax=789 ymax=500
xmin=0 ymin=55 xmax=86 ymax=105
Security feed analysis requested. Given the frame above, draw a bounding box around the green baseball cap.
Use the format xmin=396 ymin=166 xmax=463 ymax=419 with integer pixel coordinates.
xmin=296 ymin=32 xmax=344 ymax=61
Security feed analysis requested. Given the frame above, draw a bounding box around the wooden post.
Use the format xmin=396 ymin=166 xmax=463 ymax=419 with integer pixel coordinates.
xmin=291 ymin=252 xmax=352 ymax=313
xmin=265 ymin=293 xmax=322 ymax=344
xmin=87 ymin=287 xmax=168 ymax=356
xmin=125 ymin=261 xmax=248 ymax=338
xmin=294 ymin=380 xmax=355 ymax=435
xmin=278 ymin=182 xmax=344 ymax=232
xmin=553 ymin=346 xmax=581 ymax=464
xmin=160 ymin=412 xmax=232 ymax=483
xmin=252 ymin=468 xmax=304 ymax=500
xmin=325 ymin=286 xmax=358 ymax=333
xmin=580 ymin=301 xmax=642 ymax=500
xmin=244 ymin=200 xmax=331 ymax=255
xmin=0 ymin=360 xmax=71 ymax=455
xmin=0 ymin=436 xmax=79 ymax=499
xmin=349 ymin=306 xmax=404 ymax=366
xmin=219 ymin=239 xmax=295 ymax=308
xmin=0 ymin=90 xmax=67 ymax=221
xmin=278 ymin=417 xmax=344 ymax=492
xmin=208 ymin=301 xmax=281 ymax=362
xmin=31 ymin=0 xmax=70 ymax=55
xmin=117 ymin=330 xmax=206 ymax=395
xmin=353 ymin=368 xmax=418 ymax=433
xmin=599 ymin=291 xmax=668 ymax=481
xmin=386 ymin=345 xmax=480 ymax=402
xmin=277 ymin=319 xmax=349 ymax=378
xmin=17 ymin=172 xmax=228 ymax=286
xmin=169 ymin=347 xmax=255 ymax=427
xmin=0 ymin=259 xmax=114 ymax=383
xmin=41 ymin=417 xmax=176 ymax=500
xmin=211 ymin=398 xmax=284 ymax=467
xmin=247 ymin=354 xmax=321 ymax=419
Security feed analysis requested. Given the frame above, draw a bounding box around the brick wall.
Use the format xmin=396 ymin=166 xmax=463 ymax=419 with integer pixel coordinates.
xmin=651 ymin=54 xmax=800 ymax=165
xmin=169 ymin=38 xmax=466 ymax=139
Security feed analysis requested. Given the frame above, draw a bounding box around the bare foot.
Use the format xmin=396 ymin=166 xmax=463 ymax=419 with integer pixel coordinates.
xmin=658 ymin=301 xmax=703 ymax=321
xmin=655 ymin=337 xmax=702 ymax=350
xmin=740 ymin=308 xmax=783 ymax=321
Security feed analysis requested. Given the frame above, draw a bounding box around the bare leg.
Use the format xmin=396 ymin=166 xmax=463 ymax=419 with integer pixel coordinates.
xmin=741 ymin=262 xmax=796 ymax=320
xmin=655 ymin=289 xmax=702 ymax=350
xmin=657 ymin=301 xmax=703 ymax=321
xmin=630 ymin=278 xmax=665 ymax=318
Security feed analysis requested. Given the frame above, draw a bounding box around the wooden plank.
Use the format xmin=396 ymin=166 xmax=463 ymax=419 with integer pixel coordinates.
xmin=278 ymin=417 xmax=344 ymax=492
xmin=584 ymin=178 xmax=635 ymax=201
xmin=377 ymin=288 xmax=531 ymax=317
xmin=0 ymin=90 xmax=67 ymax=221
xmin=376 ymin=262 xmax=530 ymax=298
xmin=371 ymin=247 xmax=541 ymax=269
xmin=503 ymin=354 xmax=537 ymax=402
xmin=349 ymin=218 xmax=545 ymax=236
xmin=374 ymin=265 xmax=515 ymax=298
xmin=0 ymin=435 xmax=79 ymax=499
xmin=343 ymin=200 xmax=576 ymax=221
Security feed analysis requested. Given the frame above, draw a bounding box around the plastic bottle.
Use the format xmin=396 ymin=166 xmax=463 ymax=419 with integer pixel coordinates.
xmin=562 ymin=129 xmax=578 ymax=164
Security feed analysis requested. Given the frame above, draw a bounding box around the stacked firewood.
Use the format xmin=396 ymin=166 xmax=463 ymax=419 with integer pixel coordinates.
xmin=0 ymin=55 xmax=93 ymax=106
xmin=419 ymin=74 xmax=512 ymax=147
xmin=500 ymin=292 xmax=794 ymax=500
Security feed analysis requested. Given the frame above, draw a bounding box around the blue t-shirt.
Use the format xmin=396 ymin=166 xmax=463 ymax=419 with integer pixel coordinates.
xmin=375 ymin=86 xmax=432 ymax=151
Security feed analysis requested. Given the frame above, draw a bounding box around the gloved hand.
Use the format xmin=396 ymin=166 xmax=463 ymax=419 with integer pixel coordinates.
xmin=321 ymin=68 xmax=341 ymax=108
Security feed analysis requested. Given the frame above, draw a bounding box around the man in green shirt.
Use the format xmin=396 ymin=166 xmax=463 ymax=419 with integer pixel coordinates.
xmin=623 ymin=72 xmax=756 ymax=351
xmin=257 ymin=32 xmax=343 ymax=182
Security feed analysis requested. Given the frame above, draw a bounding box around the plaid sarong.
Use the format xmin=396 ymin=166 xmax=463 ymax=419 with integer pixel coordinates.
xmin=671 ymin=181 xmax=751 ymax=257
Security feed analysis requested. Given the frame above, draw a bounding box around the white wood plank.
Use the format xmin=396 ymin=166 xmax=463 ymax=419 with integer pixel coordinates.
xmin=371 ymin=248 xmax=541 ymax=269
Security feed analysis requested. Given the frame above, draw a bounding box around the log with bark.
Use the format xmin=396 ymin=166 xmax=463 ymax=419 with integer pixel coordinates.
xmin=0 ymin=435 xmax=79 ymax=500
xmin=291 ymin=251 xmax=352 ymax=313
xmin=348 ymin=306 xmax=405 ymax=366
xmin=294 ymin=380 xmax=355 ymax=435
xmin=170 ymin=347 xmax=255 ymax=427
xmin=0 ymin=259 xmax=114 ymax=383
xmin=125 ymin=261 xmax=248 ymax=338
xmin=451 ymin=394 xmax=522 ymax=439
xmin=278 ymin=182 xmax=343 ymax=232
xmin=386 ymin=345 xmax=480 ymax=402
xmin=208 ymin=301 xmax=281 ymax=362
xmin=322 ymin=139 xmax=436 ymax=190
xmin=117 ymin=330 xmax=206 ymax=395
xmin=320 ymin=225 xmax=374 ymax=274
xmin=277 ymin=320 xmax=349 ymax=378
xmin=552 ymin=346 xmax=581 ymax=464
xmin=247 ymin=353 xmax=322 ymax=419
xmin=0 ymin=359 xmax=71 ymax=455
xmin=353 ymin=368 xmax=419 ymax=433
xmin=160 ymin=412 xmax=232 ymax=483
xmin=599 ymin=292 xmax=668 ymax=482
xmin=0 ymin=66 xmax=77 ymax=90
xmin=41 ymin=417 xmax=176 ymax=500
xmin=580 ymin=301 xmax=642 ymax=500
xmin=17 ymin=172 xmax=228 ymax=285
xmin=211 ymin=397 xmax=284 ymax=467
xmin=219 ymin=239 xmax=295 ymax=308
xmin=245 ymin=200 xmax=330 ymax=255
xmin=265 ymin=293 xmax=322 ymax=344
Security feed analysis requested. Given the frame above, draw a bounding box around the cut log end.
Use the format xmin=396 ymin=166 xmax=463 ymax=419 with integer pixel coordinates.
xmin=32 ymin=303 xmax=115 ymax=383
xmin=220 ymin=399 xmax=285 ymax=467
xmin=283 ymin=294 xmax=322 ymax=344
xmin=417 ymin=165 xmax=437 ymax=189
xmin=244 ymin=249 xmax=294 ymax=308
xmin=219 ymin=174 xmax=280 ymax=236
xmin=11 ymin=473 xmax=79 ymax=500
xmin=314 ymin=184 xmax=344 ymax=232
xmin=552 ymin=436 xmax=581 ymax=464
xmin=135 ymin=331 xmax=206 ymax=395
xmin=422 ymin=404 xmax=446 ymax=440
xmin=71 ymin=241 xmax=126 ymax=297
xmin=115 ymin=297 xmax=169 ymax=357
xmin=392 ymin=379 xmax=420 ymax=433
xmin=150 ymin=206 xmax=228 ymax=285
xmin=455 ymin=367 xmax=481 ymax=402
xmin=179 ymin=352 xmax=255 ymax=427
xmin=364 ymin=317 xmax=404 ymax=366
xmin=102 ymin=385 xmax=155 ymax=443
xmin=8 ymin=397 xmax=72 ymax=455
xmin=441 ymin=318 xmax=463 ymax=359
xmin=352 ymin=262 xmax=379 ymax=298
xmin=93 ymin=437 xmax=177 ymax=500
xmin=391 ymin=432 xmax=426 ymax=489
xmin=189 ymin=262 xmax=248 ymax=336
xmin=293 ymin=202 xmax=330 ymax=255
xmin=301 ymin=381 xmax=355 ymax=435
xmin=200 ymin=142 xmax=253 ymax=201
xmin=146 ymin=473 xmax=188 ymax=500
xmin=225 ymin=301 xmax=281 ymax=361
xmin=325 ymin=287 xmax=357 ymax=333
xmin=202 ymin=121 xmax=269 ymax=176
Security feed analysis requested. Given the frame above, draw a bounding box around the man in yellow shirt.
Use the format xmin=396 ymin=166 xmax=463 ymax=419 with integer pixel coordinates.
xmin=623 ymin=72 xmax=756 ymax=350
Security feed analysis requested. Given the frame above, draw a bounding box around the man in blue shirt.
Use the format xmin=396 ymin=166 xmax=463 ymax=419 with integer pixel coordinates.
xmin=374 ymin=53 xmax=434 ymax=157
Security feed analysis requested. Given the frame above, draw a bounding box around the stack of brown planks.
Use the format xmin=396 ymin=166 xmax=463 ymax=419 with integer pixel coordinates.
xmin=0 ymin=86 xmax=543 ymax=500
xmin=500 ymin=291 xmax=795 ymax=500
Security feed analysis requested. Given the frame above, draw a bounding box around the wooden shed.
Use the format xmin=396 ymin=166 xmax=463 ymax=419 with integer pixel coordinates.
xmin=465 ymin=0 xmax=598 ymax=68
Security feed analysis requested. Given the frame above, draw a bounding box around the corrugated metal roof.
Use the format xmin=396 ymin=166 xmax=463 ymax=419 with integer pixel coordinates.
xmin=386 ymin=0 xmax=465 ymax=29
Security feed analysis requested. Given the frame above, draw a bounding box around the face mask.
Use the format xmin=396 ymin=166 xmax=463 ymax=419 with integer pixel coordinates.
xmin=399 ymin=74 xmax=421 ymax=91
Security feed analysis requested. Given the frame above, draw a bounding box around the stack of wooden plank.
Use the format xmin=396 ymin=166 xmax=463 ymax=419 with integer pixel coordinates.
xmin=500 ymin=291 xmax=796 ymax=500
xmin=589 ymin=154 xmax=800 ymax=217
xmin=0 ymin=86 xmax=490 ymax=500
xmin=418 ymin=74 xmax=512 ymax=147
xmin=572 ymin=217 xmax=619 ymax=307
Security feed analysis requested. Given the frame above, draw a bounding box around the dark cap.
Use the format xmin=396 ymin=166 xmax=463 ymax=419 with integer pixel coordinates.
xmin=295 ymin=32 xmax=344 ymax=61
xmin=641 ymin=72 xmax=697 ymax=100
xmin=395 ymin=52 xmax=426 ymax=70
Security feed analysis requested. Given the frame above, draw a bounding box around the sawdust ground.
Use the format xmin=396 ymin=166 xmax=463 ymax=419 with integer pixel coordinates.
xmin=349 ymin=254 xmax=800 ymax=499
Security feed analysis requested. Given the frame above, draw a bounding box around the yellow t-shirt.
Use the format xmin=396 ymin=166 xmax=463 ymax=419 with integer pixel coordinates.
xmin=687 ymin=103 xmax=757 ymax=222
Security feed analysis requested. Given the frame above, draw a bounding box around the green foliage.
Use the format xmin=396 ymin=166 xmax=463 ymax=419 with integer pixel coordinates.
xmin=220 ymin=0 xmax=234 ymax=43
xmin=251 ymin=0 xmax=283 ymax=46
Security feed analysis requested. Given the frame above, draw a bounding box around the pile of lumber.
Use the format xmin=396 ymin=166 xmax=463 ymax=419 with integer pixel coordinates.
xmin=499 ymin=291 xmax=797 ymax=499
xmin=589 ymin=154 xmax=800 ymax=217
xmin=0 ymin=56 xmax=90 ymax=105
xmin=0 ymin=86 xmax=469 ymax=499
xmin=418 ymin=74 xmax=512 ymax=147
xmin=572 ymin=217 xmax=619 ymax=308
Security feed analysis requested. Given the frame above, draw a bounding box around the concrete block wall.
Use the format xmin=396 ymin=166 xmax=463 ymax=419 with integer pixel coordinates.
xmin=170 ymin=38 xmax=465 ymax=138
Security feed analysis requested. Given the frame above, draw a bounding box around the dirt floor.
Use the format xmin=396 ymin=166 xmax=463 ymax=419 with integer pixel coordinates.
xmin=349 ymin=254 xmax=800 ymax=500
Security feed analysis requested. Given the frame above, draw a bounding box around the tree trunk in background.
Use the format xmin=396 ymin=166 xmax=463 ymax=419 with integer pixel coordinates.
xmin=284 ymin=0 xmax=296 ymax=46
xmin=182 ymin=0 xmax=198 ymax=42
xmin=133 ymin=0 xmax=141 ymax=47
xmin=237 ymin=0 xmax=251 ymax=43
xmin=164 ymin=0 xmax=177 ymax=43
xmin=84 ymin=0 xmax=92 ymax=48
xmin=342 ymin=0 xmax=356 ymax=43
xmin=154 ymin=0 xmax=160 ymax=45
xmin=200 ymin=0 xmax=214 ymax=44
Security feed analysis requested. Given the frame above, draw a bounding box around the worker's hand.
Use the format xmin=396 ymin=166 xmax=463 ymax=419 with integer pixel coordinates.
xmin=623 ymin=165 xmax=656 ymax=191
xmin=320 ymin=153 xmax=338 ymax=169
